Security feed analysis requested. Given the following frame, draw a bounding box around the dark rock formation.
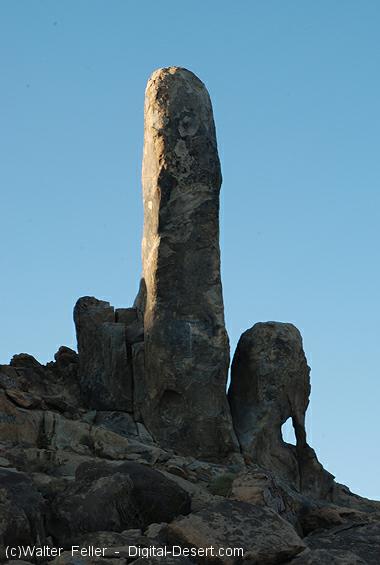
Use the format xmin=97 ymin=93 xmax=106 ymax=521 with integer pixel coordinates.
xmin=49 ymin=461 xmax=191 ymax=545
xmin=139 ymin=66 xmax=238 ymax=460
xmin=1 ymin=67 xmax=379 ymax=565
xmin=304 ymin=522 xmax=380 ymax=564
xmin=74 ymin=296 xmax=142 ymax=411
xmin=228 ymin=322 xmax=334 ymax=497
xmin=0 ymin=468 xmax=46 ymax=555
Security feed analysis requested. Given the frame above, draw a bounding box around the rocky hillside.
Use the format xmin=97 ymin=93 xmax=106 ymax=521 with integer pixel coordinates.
xmin=1 ymin=67 xmax=379 ymax=565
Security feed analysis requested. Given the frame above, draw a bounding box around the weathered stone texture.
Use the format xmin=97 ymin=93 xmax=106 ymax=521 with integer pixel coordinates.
xmin=0 ymin=468 xmax=46 ymax=553
xmin=74 ymin=296 xmax=133 ymax=411
xmin=167 ymin=499 xmax=306 ymax=565
xmin=289 ymin=548 xmax=368 ymax=564
xmin=228 ymin=322 xmax=334 ymax=496
xmin=305 ymin=521 xmax=380 ymax=564
xmin=49 ymin=460 xmax=191 ymax=545
xmin=140 ymin=66 xmax=238 ymax=459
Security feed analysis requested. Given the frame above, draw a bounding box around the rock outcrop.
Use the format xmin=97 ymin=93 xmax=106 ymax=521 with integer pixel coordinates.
xmin=228 ymin=322 xmax=334 ymax=497
xmin=74 ymin=297 xmax=132 ymax=411
xmin=139 ymin=67 xmax=238 ymax=460
xmin=0 ymin=468 xmax=46 ymax=549
xmin=74 ymin=296 xmax=143 ymax=412
xmin=0 ymin=67 xmax=379 ymax=565
xmin=49 ymin=461 xmax=191 ymax=545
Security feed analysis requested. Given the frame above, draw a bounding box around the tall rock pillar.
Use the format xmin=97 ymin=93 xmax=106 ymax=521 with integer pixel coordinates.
xmin=140 ymin=67 xmax=238 ymax=460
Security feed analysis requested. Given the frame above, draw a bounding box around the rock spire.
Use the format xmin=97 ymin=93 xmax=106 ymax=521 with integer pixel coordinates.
xmin=138 ymin=67 xmax=238 ymax=459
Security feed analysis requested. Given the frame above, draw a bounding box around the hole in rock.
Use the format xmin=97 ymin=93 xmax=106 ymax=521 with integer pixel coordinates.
xmin=281 ymin=417 xmax=297 ymax=445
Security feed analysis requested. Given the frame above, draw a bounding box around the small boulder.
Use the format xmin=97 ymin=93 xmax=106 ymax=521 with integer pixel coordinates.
xmin=167 ymin=499 xmax=305 ymax=564
xmin=54 ymin=346 xmax=79 ymax=367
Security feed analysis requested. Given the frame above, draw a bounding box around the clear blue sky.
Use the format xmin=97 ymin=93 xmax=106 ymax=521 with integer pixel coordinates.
xmin=1 ymin=1 xmax=379 ymax=499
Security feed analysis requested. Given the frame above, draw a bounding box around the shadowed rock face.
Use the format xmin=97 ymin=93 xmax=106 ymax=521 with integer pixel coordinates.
xmin=74 ymin=296 xmax=133 ymax=411
xmin=139 ymin=67 xmax=238 ymax=460
xmin=228 ymin=322 xmax=334 ymax=497
xmin=49 ymin=460 xmax=191 ymax=545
